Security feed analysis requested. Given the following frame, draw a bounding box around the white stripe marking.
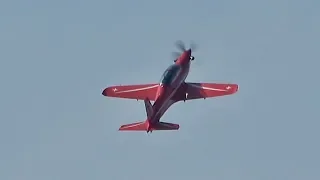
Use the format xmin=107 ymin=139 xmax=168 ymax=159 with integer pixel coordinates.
xmin=115 ymin=84 xmax=159 ymax=94
xmin=188 ymin=84 xmax=228 ymax=92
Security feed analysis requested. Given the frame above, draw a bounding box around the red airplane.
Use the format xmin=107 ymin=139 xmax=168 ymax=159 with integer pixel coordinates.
xmin=102 ymin=41 xmax=239 ymax=133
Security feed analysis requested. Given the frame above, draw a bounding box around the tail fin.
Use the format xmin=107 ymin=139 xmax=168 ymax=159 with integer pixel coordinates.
xmin=119 ymin=121 xmax=179 ymax=131
xmin=144 ymin=98 xmax=153 ymax=119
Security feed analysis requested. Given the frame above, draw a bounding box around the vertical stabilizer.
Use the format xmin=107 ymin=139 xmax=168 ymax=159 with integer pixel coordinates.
xmin=144 ymin=98 xmax=153 ymax=119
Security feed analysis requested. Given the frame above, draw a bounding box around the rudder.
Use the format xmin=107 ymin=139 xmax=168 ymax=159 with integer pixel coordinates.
xmin=144 ymin=98 xmax=153 ymax=119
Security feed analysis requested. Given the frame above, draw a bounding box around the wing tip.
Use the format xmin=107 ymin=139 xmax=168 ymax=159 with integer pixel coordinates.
xmin=102 ymin=88 xmax=107 ymax=96
xmin=232 ymin=84 xmax=239 ymax=93
xmin=225 ymin=84 xmax=239 ymax=94
xmin=118 ymin=125 xmax=126 ymax=131
xmin=102 ymin=87 xmax=112 ymax=96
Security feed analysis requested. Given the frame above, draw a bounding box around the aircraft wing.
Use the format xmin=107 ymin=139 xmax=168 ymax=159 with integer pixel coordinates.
xmin=102 ymin=83 xmax=159 ymax=101
xmin=173 ymin=82 xmax=238 ymax=101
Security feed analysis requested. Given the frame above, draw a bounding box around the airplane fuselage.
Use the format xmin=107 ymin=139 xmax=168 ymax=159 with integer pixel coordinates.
xmin=148 ymin=55 xmax=191 ymax=125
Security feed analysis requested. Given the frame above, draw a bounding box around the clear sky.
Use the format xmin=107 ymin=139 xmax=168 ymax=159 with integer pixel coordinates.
xmin=1 ymin=0 xmax=319 ymax=179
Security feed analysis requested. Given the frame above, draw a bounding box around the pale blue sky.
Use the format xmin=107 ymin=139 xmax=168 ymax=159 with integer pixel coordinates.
xmin=1 ymin=0 xmax=320 ymax=179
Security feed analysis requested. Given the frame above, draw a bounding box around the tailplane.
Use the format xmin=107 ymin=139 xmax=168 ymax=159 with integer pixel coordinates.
xmin=119 ymin=120 xmax=179 ymax=132
xmin=118 ymin=121 xmax=147 ymax=131
xmin=153 ymin=122 xmax=180 ymax=130
xmin=118 ymin=98 xmax=179 ymax=132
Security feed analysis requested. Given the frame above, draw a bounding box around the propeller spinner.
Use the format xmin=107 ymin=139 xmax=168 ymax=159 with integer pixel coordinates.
xmin=172 ymin=40 xmax=197 ymax=62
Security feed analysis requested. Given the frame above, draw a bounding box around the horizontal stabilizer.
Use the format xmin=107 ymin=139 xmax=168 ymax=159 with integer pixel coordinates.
xmin=153 ymin=122 xmax=180 ymax=130
xmin=118 ymin=121 xmax=179 ymax=132
xmin=119 ymin=121 xmax=147 ymax=131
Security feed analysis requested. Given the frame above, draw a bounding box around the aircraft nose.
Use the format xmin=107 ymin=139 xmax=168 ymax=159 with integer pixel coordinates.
xmin=186 ymin=49 xmax=192 ymax=58
xmin=187 ymin=49 xmax=192 ymax=57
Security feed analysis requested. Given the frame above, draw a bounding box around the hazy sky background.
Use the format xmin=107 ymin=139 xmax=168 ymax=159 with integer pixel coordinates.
xmin=1 ymin=0 xmax=319 ymax=179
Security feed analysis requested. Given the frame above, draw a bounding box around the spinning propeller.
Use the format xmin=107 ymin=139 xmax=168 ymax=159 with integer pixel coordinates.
xmin=172 ymin=40 xmax=197 ymax=62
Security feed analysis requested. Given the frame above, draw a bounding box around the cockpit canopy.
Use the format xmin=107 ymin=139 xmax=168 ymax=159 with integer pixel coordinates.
xmin=160 ymin=64 xmax=181 ymax=85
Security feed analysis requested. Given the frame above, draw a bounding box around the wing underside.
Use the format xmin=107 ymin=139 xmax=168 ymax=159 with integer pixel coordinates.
xmin=173 ymin=82 xmax=239 ymax=101
xmin=102 ymin=83 xmax=159 ymax=101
